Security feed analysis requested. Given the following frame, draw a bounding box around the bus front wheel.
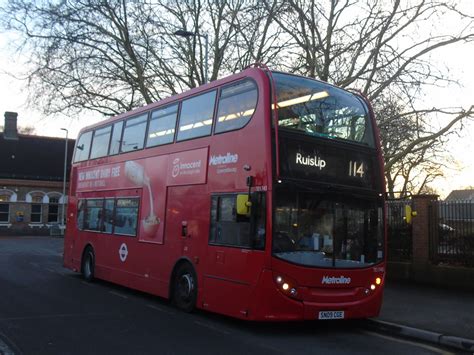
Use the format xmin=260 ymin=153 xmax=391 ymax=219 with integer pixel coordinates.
xmin=172 ymin=262 xmax=197 ymax=312
xmin=82 ymin=247 xmax=95 ymax=282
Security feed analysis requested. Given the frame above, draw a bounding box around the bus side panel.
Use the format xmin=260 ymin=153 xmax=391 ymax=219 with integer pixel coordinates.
xmin=63 ymin=195 xmax=78 ymax=271
xmin=201 ymin=248 xmax=266 ymax=319
xmin=164 ymin=185 xmax=211 ymax=305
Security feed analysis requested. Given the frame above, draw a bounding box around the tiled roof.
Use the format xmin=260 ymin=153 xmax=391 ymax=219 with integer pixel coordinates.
xmin=445 ymin=189 xmax=474 ymax=201
xmin=0 ymin=133 xmax=75 ymax=181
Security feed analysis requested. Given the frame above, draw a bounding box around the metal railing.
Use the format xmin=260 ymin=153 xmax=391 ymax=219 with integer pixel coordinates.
xmin=429 ymin=200 xmax=474 ymax=267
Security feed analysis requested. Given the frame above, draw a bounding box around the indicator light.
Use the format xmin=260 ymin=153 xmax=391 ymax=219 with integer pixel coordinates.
xmin=274 ymin=274 xmax=299 ymax=299
xmin=375 ymin=277 xmax=382 ymax=285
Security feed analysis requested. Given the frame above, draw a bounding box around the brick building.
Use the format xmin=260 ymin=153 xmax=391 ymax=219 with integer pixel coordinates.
xmin=0 ymin=112 xmax=75 ymax=235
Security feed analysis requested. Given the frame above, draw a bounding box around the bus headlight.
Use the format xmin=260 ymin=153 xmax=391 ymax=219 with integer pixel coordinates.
xmin=274 ymin=274 xmax=299 ymax=299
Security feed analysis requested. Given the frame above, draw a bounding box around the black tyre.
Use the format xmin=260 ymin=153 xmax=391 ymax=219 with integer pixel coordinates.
xmin=82 ymin=247 xmax=95 ymax=282
xmin=172 ymin=262 xmax=197 ymax=312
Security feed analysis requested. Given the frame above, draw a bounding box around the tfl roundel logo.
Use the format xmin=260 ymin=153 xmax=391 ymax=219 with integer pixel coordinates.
xmin=119 ymin=243 xmax=128 ymax=262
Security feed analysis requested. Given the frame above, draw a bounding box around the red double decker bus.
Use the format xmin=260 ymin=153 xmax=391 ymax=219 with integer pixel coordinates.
xmin=63 ymin=66 xmax=386 ymax=321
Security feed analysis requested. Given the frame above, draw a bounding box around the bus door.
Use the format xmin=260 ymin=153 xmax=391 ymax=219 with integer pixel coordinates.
xmin=165 ymin=185 xmax=210 ymax=291
xmin=202 ymin=193 xmax=266 ymax=318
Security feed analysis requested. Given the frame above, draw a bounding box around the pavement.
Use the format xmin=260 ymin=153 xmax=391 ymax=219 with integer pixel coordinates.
xmin=367 ymin=280 xmax=474 ymax=352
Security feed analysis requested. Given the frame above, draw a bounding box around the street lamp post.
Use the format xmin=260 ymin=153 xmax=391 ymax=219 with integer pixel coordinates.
xmin=60 ymin=128 xmax=68 ymax=232
xmin=174 ymin=29 xmax=209 ymax=84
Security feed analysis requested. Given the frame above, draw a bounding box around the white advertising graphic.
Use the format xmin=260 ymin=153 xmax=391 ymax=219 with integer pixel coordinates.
xmin=321 ymin=275 xmax=351 ymax=285
xmin=209 ymin=152 xmax=239 ymax=174
xmin=124 ymin=161 xmax=160 ymax=237
xmin=77 ymin=165 xmax=121 ymax=190
xmin=167 ymin=148 xmax=208 ymax=186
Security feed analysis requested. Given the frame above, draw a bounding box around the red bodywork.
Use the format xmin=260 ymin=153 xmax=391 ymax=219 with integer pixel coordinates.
xmin=63 ymin=67 xmax=386 ymax=321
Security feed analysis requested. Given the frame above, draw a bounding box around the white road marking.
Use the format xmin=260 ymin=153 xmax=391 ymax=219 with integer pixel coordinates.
xmin=146 ymin=304 xmax=175 ymax=315
xmin=193 ymin=320 xmax=231 ymax=335
xmin=109 ymin=291 xmax=129 ymax=299
xmin=363 ymin=330 xmax=454 ymax=355
xmin=0 ymin=312 xmax=110 ymax=322
xmin=81 ymin=281 xmax=95 ymax=287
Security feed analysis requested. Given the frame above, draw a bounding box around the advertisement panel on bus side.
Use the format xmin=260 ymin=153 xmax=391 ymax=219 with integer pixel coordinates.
xmin=76 ymin=147 xmax=209 ymax=243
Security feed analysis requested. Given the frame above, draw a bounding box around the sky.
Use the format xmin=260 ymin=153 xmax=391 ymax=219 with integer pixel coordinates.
xmin=0 ymin=2 xmax=473 ymax=199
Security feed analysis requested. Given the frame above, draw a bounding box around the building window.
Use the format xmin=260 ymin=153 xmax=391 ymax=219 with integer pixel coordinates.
xmin=48 ymin=197 xmax=60 ymax=223
xmin=30 ymin=195 xmax=43 ymax=223
xmin=0 ymin=193 xmax=11 ymax=223
xmin=31 ymin=207 xmax=42 ymax=223
xmin=0 ymin=202 xmax=9 ymax=223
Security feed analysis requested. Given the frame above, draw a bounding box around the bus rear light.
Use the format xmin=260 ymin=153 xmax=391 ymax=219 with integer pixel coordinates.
xmin=375 ymin=277 xmax=382 ymax=285
xmin=370 ymin=284 xmax=376 ymax=291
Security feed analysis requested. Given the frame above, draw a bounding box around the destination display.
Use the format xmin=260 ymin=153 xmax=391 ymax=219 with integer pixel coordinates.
xmin=278 ymin=135 xmax=381 ymax=191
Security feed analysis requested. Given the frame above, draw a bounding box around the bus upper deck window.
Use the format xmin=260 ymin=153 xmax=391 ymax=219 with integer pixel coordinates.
xmin=121 ymin=113 xmax=148 ymax=153
xmin=215 ymin=79 xmax=258 ymax=134
xmin=147 ymin=104 xmax=178 ymax=147
xmin=74 ymin=131 xmax=93 ymax=162
xmin=90 ymin=125 xmax=112 ymax=159
xmin=177 ymin=90 xmax=216 ymax=141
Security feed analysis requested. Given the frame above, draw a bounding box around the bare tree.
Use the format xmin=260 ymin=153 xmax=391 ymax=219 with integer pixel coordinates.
xmin=267 ymin=0 xmax=474 ymax=196
xmin=1 ymin=0 xmax=473 ymax=196
xmin=375 ymin=94 xmax=474 ymax=197
xmin=0 ymin=0 xmax=282 ymax=117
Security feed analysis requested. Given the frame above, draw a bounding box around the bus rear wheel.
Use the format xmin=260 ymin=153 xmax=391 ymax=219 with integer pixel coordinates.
xmin=82 ymin=247 xmax=95 ymax=282
xmin=172 ymin=263 xmax=197 ymax=312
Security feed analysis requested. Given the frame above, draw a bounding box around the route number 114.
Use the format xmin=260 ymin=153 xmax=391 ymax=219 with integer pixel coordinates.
xmin=349 ymin=161 xmax=365 ymax=178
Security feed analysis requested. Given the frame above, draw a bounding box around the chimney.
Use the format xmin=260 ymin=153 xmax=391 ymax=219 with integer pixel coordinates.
xmin=3 ymin=111 xmax=18 ymax=140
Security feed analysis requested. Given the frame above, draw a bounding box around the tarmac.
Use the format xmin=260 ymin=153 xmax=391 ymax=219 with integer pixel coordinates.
xmin=367 ymin=280 xmax=474 ymax=352
xmin=2 ymin=236 xmax=473 ymax=352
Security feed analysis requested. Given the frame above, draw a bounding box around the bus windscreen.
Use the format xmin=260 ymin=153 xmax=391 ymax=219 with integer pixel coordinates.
xmin=273 ymin=73 xmax=375 ymax=147
xmin=273 ymin=188 xmax=384 ymax=269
